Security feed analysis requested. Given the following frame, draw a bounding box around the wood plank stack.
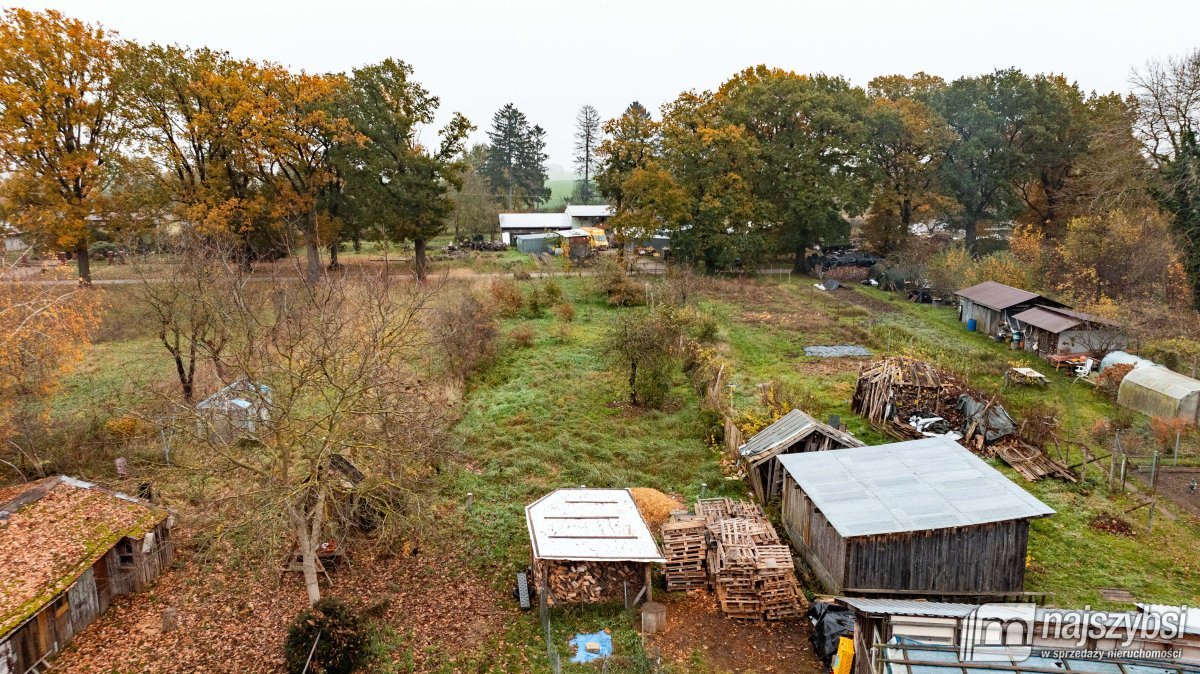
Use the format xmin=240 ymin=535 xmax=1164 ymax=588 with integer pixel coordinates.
xmin=663 ymin=498 xmax=805 ymax=620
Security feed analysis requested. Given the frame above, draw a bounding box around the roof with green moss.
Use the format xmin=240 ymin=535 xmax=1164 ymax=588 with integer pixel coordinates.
xmin=0 ymin=476 xmax=168 ymax=638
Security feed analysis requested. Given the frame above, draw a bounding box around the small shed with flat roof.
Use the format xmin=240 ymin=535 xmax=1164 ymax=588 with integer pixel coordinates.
xmin=778 ymin=437 xmax=1054 ymax=598
xmin=737 ymin=409 xmax=864 ymax=504
xmin=525 ymin=488 xmax=664 ymax=605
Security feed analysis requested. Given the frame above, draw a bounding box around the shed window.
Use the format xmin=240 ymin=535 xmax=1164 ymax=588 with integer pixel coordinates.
xmin=117 ymin=539 xmax=135 ymax=567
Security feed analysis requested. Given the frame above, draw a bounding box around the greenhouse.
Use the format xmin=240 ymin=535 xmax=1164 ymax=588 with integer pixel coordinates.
xmin=1117 ymin=366 xmax=1200 ymax=421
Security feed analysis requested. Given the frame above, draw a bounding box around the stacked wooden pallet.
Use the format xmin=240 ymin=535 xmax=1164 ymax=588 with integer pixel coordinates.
xmin=662 ymin=498 xmax=805 ymax=620
xmin=662 ymin=514 xmax=707 ymax=591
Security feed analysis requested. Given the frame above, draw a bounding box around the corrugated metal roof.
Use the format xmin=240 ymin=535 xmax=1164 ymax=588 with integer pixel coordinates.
xmin=525 ymin=488 xmax=665 ymax=563
xmin=840 ymin=597 xmax=976 ymax=618
xmin=1120 ymin=366 xmax=1200 ymax=401
xmin=565 ymin=204 xmax=613 ymax=218
xmin=514 ymin=233 xmax=559 ymax=241
xmin=738 ymin=409 xmax=862 ymax=459
xmin=498 ymin=213 xmax=569 ymax=230
xmin=777 ymin=437 xmax=1055 ymax=538
xmin=1011 ymin=306 xmax=1082 ymax=333
xmin=556 ymin=228 xmax=592 ymax=238
xmin=955 ymin=281 xmax=1042 ymax=311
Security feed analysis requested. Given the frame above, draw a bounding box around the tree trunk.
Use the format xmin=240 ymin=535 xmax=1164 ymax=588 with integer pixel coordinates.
xmin=327 ymin=241 xmax=341 ymax=271
xmin=792 ymin=242 xmax=806 ymax=274
xmin=414 ymin=238 xmax=428 ymax=282
xmin=292 ymin=491 xmax=327 ymax=607
xmin=629 ymin=360 xmax=638 ymax=406
xmin=302 ymin=204 xmax=321 ymax=284
xmin=964 ymin=216 xmax=978 ymax=254
xmin=75 ymin=241 xmax=91 ymax=286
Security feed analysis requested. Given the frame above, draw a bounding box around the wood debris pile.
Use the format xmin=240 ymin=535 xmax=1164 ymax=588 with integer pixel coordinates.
xmin=851 ymin=357 xmax=979 ymax=437
xmin=662 ymin=498 xmax=805 ymax=621
xmin=540 ymin=560 xmax=643 ymax=605
xmin=990 ymin=439 xmax=1077 ymax=482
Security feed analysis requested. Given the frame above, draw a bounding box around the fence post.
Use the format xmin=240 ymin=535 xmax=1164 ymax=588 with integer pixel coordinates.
xmin=1175 ymin=429 xmax=1181 ymax=466
xmin=1150 ymin=452 xmax=1160 ymax=491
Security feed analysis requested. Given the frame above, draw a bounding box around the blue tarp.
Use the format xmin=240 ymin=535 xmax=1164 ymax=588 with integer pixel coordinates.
xmin=568 ymin=631 xmax=613 ymax=663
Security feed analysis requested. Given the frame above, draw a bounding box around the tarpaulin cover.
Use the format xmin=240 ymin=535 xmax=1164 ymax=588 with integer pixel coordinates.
xmin=807 ymin=602 xmax=856 ymax=664
xmin=955 ymin=395 xmax=1017 ymax=443
xmin=568 ymin=631 xmax=613 ymax=663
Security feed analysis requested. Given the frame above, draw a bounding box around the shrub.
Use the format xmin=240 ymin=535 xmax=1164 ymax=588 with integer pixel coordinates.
xmin=555 ymin=302 xmax=576 ymax=324
xmin=489 ymin=279 xmax=524 ymax=318
xmin=1096 ymin=363 xmax=1133 ymax=397
xmin=434 ymin=292 xmax=499 ymax=381
xmin=596 ymin=258 xmax=646 ymax=307
xmin=510 ymin=323 xmax=535 ymax=349
xmin=524 ymin=285 xmax=546 ymax=318
xmin=542 ymin=278 xmax=563 ymax=305
xmin=284 ymin=598 xmax=369 ymax=674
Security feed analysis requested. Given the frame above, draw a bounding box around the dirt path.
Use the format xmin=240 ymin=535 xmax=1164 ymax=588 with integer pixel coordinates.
xmin=648 ymin=592 xmax=822 ymax=673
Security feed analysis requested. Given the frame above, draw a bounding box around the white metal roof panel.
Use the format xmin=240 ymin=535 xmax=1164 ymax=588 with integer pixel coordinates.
xmin=840 ymin=598 xmax=977 ymax=618
xmin=1138 ymin=604 xmax=1200 ymax=636
xmin=777 ymin=437 xmax=1054 ymax=538
xmin=525 ymin=488 xmax=665 ymax=563
xmin=498 ymin=213 xmax=570 ymax=230
xmin=565 ymin=204 xmax=613 ymax=218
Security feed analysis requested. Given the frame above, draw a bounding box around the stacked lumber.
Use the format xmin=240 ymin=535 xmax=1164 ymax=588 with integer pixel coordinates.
xmin=990 ymin=439 xmax=1077 ymax=483
xmin=542 ymin=560 xmax=642 ymax=605
xmin=662 ymin=515 xmax=706 ymax=591
xmin=663 ymin=498 xmax=805 ymax=620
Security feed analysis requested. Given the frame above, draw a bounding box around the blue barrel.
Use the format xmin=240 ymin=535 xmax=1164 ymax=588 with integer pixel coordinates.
xmin=967 ymin=318 xmax=977 ymax=332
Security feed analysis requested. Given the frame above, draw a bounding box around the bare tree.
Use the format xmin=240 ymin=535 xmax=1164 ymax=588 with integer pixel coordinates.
xmin=1132 ymin=49 xmax=1200 ymax=169
xmin=177 ymin=268 xmax=451 ymax=605
xmin=573 ymin=105 xmax=602 ymax=204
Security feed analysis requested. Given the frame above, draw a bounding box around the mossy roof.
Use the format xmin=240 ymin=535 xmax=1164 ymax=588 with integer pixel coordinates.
xmin=0 ymin=476 xmax=167 ymax=637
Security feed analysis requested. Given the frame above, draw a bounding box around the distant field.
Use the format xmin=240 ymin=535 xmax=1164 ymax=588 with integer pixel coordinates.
xmin=544 ymin=178 xmax=575 ymax=209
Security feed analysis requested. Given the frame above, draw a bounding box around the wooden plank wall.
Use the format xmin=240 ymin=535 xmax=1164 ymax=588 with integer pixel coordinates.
xmin=844 ymin=520 xmax=1029 ymax=593
xmin=780 ymin=475 xmax=846 ymax=592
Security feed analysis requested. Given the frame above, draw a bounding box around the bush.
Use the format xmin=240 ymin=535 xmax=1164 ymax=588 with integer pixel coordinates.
xmin=88 ymin=240 xmax=119 ymax=257
xmin=542 ymin=278 xmax=563 ymax=305
xmin=489 ymin=279 xmax=524 ymax=318
xmin=603 ymin=306 xmax=686 ymax=408
xmin=524 ymin=285 xmax=546 ymax=318
xmin=434 ymin=292 xmax=499 ymax=381
xmin=1096 ymin=363 xmax=1133 ymax=397
xmin=510 ymin=323 xmax=535 ymax=349
xmin=596 ymin=259 xmax=646 ymax=307
xmin=555 ymin=302 xmax=576 ymax=324
xmin=284 ymin=598 xmax=369 ymax=674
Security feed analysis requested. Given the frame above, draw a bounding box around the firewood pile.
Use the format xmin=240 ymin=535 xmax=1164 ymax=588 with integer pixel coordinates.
xmin=663 ymin=498 xmax=805 ymax=620
xmin=540 ymin=560 xmax=643 ymax=605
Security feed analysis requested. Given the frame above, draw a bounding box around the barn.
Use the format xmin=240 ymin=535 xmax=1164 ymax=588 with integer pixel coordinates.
xmin=778 ymin=437 xmax=1053 ymax=598
xmin=0 ymin=476 xmax=173 ymax=673
xmin=564 ymin=204 xmax=612 ymax=229
xmin=1009 ymin=305 xmax=1125 ymax=357
xmin=737 ymin=409 xmax=864 ymax=503
xmin=498 ymin=212 xmax=570 ymax=244
xmin=955 ymin=281 xmax=1063 ymax=336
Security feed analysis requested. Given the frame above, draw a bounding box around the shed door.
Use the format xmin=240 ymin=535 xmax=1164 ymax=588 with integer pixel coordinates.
xmin=68 ymin=567 xmax=101 ymax=633
xmin=93 ymin=557 xmax=112 ymax=611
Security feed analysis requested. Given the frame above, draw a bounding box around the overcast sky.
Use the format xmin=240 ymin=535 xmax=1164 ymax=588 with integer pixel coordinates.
xmin=7 ymin=0 xmax=1200 ymax=175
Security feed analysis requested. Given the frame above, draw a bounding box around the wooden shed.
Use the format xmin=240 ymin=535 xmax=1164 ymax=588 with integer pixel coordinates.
xmin=778 ymin=437 xmax=1053 ymax=599
xmin=0 ymin=476 xmax=173 ymax=674
xmin=955 ymin=281 xmax=1063 ymax=336
xmin=1009 ymin=306 xmax=1125 ymax=357
xmin=525 ymin=488 xmax=664 ymax=606
xmin=737 ymin=409 xmax=864 ymax=503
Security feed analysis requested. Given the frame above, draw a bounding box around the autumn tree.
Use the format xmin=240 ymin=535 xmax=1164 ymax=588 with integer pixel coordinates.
xmin=450 ymin=145 xmax=502 ymax=241
xmin=572 ymin=104 xmax=602 ymax=203
xmin=717 ymin=67 xmax=872 ymax=270
xmin=603 ymin=305 xmax=686 ymax=408
xmin=0 ymin=275 xmax=101 ymax=474
xmin=596 ymin=101 xmax=662 ymax=249
xmin=483 ymin=103 xmax=550 ymax=209
xmin=1012 ymin=75 xmax=1091 ymax=235
xmin=863 ymin=75 xmax=957 ymax=253
xmin=253 ymin=68 xmax=357 ymax=283
xmin=187 ymin=273 xmax=450 ymax=605
xmin=124 ymin=44 xmax=275 ymax=265
xmin=335 ymin=59 xmax=471 ymax=281
xmin=658 ymin=91 xmax=762 ymax=271
xmin=0 ymin=8 xmax=131 ymax=285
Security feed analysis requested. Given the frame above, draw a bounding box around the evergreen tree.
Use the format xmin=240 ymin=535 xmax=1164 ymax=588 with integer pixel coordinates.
xmin=573 ymin=104 xmax=602 ymax=203
xmin=484 ymin=103 xmax=549 ymax=210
